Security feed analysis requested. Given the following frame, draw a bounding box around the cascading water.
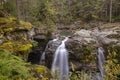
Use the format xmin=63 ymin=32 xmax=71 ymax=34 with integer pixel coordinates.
xmin=97 ymin=47 xmax=105 ymax=79
xmin=51 ymin=37 xmax=69 ymax=80
xmin=40 ymin=38 xmax=58 ymax=62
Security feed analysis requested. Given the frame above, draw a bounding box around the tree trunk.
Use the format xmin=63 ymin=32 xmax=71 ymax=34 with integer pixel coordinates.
xmin=110 ymin=0 xmax=112 ymax=22
xmin=16 ymin=0 xmax=20 ymax=24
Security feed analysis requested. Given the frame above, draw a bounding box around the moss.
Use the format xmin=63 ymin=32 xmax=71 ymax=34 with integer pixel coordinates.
xmin=0 ymin=17 xmax=13 ymax=24
xmin=19 ymin=44 xmax=32 ymax=52
xmin=0 ymin=41 xmax=14 ymax=52
xmin=0 ymin=17 xmax=32 ymax=34
xmin=0 ymin=40 xmax=32 ymax=53
xmin=0 ymin=17 xmax=33 ymax=60
xmin=0 ymin=16 xmax=33 ymax=61
xmin=19 ymin=21 xmax=32 ymax=30
xmin=3 ymin=27 xmax=14 ymax=32
xmin=79 ymin=45 xmax=95 ymax=64
xmin=30 ymin=65 xmax=52 ymax=79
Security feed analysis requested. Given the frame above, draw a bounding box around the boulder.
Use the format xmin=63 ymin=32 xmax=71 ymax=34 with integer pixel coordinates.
xmin=45 ymin=39 xmax=61 ymax=68
xmin=66 ymin=30 xmax=97 ymax=71
xmin=43 ymin=27 xmax=120 ymax=72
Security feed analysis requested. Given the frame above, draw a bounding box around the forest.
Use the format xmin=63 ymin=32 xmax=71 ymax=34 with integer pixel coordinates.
xmin=0 ymin=0 xmax=120 ymax=80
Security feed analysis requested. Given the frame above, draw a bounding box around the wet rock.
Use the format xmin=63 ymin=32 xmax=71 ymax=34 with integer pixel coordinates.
xmin=28 ymin=47 xmax=42 ymax=64
xmin=34 ymin=34 xmax=47 ymax=41
xmin=25 ymin=22 xmax=118 ymax=76
xmin=45 ymin=39 xmax=61 ymax=68
xmin=66 ymin=38 xmax=97 ymax=72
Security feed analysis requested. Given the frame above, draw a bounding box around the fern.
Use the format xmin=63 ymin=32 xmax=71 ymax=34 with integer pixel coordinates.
xmin=0 ymin=50 xmax=31 ymax=80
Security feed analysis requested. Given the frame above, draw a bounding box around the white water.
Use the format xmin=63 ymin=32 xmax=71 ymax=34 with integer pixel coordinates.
xmin=40 ymin=38 xmax=58 ymax=62
xmin=51 ymin=37 xmax=69 ymax=80
xmin=97 ymin=47 xmax=105 ymax=79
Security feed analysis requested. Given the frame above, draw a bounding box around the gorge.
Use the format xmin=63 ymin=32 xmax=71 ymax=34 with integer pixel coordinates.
xmin=0 ymin=0 xmax=120 ymax=80
xmin=32 ymin=27 xmax=119 ymax=80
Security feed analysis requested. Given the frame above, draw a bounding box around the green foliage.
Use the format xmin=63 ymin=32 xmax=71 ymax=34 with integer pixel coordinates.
xmin=0 ymin=17 xmax=33 ymax=60
xmin=0 ymin=50 xmax=31 ymax=80
xmin=69 ymin=71 xmax=92 ymax=80
xmin=30 ymin=65 xmax=52 ymax=80
xmin=104 ymin=46 xmax=120 ymax=80
xmin=3 ymin=0 xmax=16 ymax=16
xmin=1 ymin=0 xmax=120 ymax=23
xmin=19 ymin=44 xmax=32 ymax=52
xmin=113 ymin=15 xmax=120 ymax=21
xmin=79 ymin=45 xmax=94 ymax=64
xmin=32 ymin=41 xmax=38 ymax=47
xmin=37 ymin=0 xmax=56 ymax=22
xmin=0 ymin=17 xmax=32 ymax=34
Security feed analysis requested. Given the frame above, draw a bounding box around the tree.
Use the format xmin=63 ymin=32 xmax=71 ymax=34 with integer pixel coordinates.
xmin=110 ymin=0 xmax=112 ymax=22
xmin=16 ymin=0 xmax=20 ymax=24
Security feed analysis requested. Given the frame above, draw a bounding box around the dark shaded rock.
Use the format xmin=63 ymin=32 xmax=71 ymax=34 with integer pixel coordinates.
xmin=66 ymin=37 xmax=97 ymax=72
xmin=33 ymin=34 xmax=47 ymax=42
xmin=30 ymin=24 xmax=120 ymax=74
xmin=45 ymin=39 xmax=61 ymax=68
xmin=28 ymin=37 xmax=48 ymax=64
xmin=28 ymin=47 xmax=42 ymax=64
xmin=44 ymin=28 xmax=120 ymax=72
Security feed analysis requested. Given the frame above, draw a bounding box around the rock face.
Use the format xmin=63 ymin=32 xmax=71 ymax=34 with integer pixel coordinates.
xmin=45 ymin=39 xmax=62 ymax=68
xmin=43 ymin=27 xmax=120 ymax=72
xmin=0 ymin=17 xmax=33 ymax=60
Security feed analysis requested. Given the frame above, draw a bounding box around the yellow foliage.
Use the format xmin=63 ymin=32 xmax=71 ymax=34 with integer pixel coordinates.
xmin=0 ymin=41 xmax=14 ymax=52
xmin=8 ymin=17 xmax=16 ymax=21
xmin=0 ymin=17 xmax=13 ymax=24
xmin=42 ymin=78 xmax=49 ymax=80
xmin=104 ymin=50 xmax=120 ymax=79
xmin=0 ymin=41 xmax=32 ymax=53
xmin=3 ymin=27 xmax=13 ymax=32
xmin=31 ymin=65 xmax=52 ymax=79
xmin=19 ymin=21 xmax=32 ymax=30
xmin=0 ymin=17 xmax=32 ymax=34
xmin=19 ymin=44 xmax=32 ymax=51
xmin=27 ymin=78 xmax=38 ymax=80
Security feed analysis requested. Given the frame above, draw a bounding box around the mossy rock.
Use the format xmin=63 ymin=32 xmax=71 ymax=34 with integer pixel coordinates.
xmin=0 ymin=40 xmax=32 ymax=61
xmin=0 ymin=41 xmax=32 ymax=53
xmin=19 ymin=44 xmax=32 ymax=52
xmin=0 ymin=17 xmax=32 ymax=34
xmin=18 ymin=21 xmax=32 ymax=30
xmin=0 ymin=41 xmax=14 ymax=52
xmin=30 ymin=65 xmax=53 ymax=80
xmin=0 ymin=17 xmax=13 ymax=24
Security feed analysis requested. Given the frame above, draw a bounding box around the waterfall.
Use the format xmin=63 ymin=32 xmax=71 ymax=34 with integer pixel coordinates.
xmin=97 ymin=47 xmax=105 ymax=79
xmin=51 ymin=37 xmax=69 ymax=80
xmin=40 ymin=38 xmax=58 ymax=63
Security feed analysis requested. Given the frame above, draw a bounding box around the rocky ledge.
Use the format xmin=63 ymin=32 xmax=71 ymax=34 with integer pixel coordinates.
xmin=44 ymin=26 xmax=120 ymax=72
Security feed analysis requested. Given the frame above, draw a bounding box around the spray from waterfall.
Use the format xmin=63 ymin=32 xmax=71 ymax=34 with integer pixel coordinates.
xmin=51 ymin=37 xmax=69 ymax=80
xmin=97 ymin=47 xmax=105 ymax=79
xmin=40 ymin=38 xmax=58 ymax=63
